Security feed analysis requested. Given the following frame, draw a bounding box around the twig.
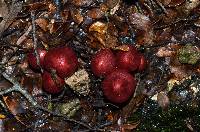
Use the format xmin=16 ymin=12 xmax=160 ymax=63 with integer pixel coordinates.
xmin=16 ymin=25 xmax=32 ymax=46
xmin=153 ymin=0 xmax=168 ymax=15
xmin=1 ymin=72 xmax=97 ymax=131
xmin=35 ymin=105 xmax=96 ymax=131
xmin=154 ymin=17 xmax=198 ymax=30
xmin=31 ymin=11 xmax=43 ymax=73
xmin=1 ymin=72 xmax=38 ymax=106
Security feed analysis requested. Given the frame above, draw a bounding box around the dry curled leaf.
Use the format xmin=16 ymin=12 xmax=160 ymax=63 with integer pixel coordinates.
xmin=87 ymin=8 xmax=105 ymax=19
xmin=167 ymin=0 xmax=185 ymax=7
xmin=88 ymin=21 xmax=119 ymax=48
xmin=35 ymin=18 xmax=49 ymax=32
xmin=129 ymin=13 xmax=151 ymax=31
xmin=0 ymin=0 xmax=8 ymax=18
xmin=156 ymin=46 xmax=176 ymax=57
xmin=27 ymin=2 xmax=48 ymax=11
xmin=70 ymin=0 xmax=93 ymax=7
xmin=120 ymin=122 xmax=140 ymax=132
xmin=170 ymin=65 xmax=190 ymax=80
xmin=89 ymin=21 xmax=107 ymax=34
xmin=0 ymin=0 xmax=22 ymax=36
xmin=71 ymin=8 xmax=83 ymax=24
xmin=157 ymin=91 xmax=170 ymax=109
xmin=0 ymin=79 xmax=12 ymax=91
xmin=156 ymin=44 xmax=181 ymax=57
xmin=108 ymin=0 xmax=120 ymax=15
xmin=3 ymin=96 xmax=26 ymax=125
xmin=122 ymin=94 xmax=147 ymax=120
xmin=113 ymin=44 xmax=131 ymax=51
xmin=158 ymin=0 xmax=171 ymax=6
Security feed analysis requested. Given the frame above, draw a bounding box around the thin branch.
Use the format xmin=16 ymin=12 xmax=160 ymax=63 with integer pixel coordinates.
xmin=16 ymin=25 xmax=32 ymax=46
xmin=31 ymin=11 xmax=43 ymax=73
xmin=1 ymin=72 xmax=97 ymax=131
xmin=153 ymin=0 xmax=168 ymax=15
xmin=35 ymin=105 xmax=96 ymax=131
xmin=1 ymin=72 xmax=38 ymax=106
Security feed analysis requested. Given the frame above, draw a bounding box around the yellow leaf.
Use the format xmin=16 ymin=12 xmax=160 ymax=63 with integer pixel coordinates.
xmin=0 ymin=114 xmax=6 ymax=119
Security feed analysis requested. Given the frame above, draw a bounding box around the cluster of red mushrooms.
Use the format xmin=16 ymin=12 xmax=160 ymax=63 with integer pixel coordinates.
xmin=28 ymin=46 xmax=79 ymax=94
xmin=28 ymin=44 xmax=146 ymax=104
xmin=91 ymin=45 xmax=146 ymax=103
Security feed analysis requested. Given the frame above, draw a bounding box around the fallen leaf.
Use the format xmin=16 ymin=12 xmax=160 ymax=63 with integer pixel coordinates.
xmin=157 ymin=91 xmax=170 ymax=109
xmin=87 ymin=8 xmax=105 ymax=19
xmin=0 ymin=114 xmax=6 ymax=119
xmin=0 ymin=0 xmax=22 ymax=36
xmin=122 ymin=94 xmax=147 ymax=120
xmin=3 ymin=96 xmax=26 ymax=125
xmin=88 ymin=21 xmax=119 ymax=48
xmin=71 ymin=8 xmax=83 ymax=24
xmin=113 ymin=45 xmax=130 ymax=51
xmin=35 ymin=18 xmax=49 ymax=31
xmin=120 ymin=121 xmax=140 ymax=132
xmin=89 ymin=21 xmax=107 ymax=34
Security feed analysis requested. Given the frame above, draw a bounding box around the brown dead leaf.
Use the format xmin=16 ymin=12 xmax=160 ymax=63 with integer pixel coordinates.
xmin=49 ymin=20 xmax=60 ymax=34
xmin=87 ymin=8 xmax=105 ymax=19
xmin=21 ymin=75 xmax=42 ymax=94
xmin=71 ymin=9 xmax=83 ymax=24
xmin=170 ymin=65 xmax=191 ymax=80
xmin=70 ymin=0 xmax=93 ymax=7
xmin=48 ymin=3 xmax=56 ymax=14
xmin=27 ymin=2 xmax=48 ymax=11
xmin=88 ymin=21 xmax=119 ymax=48
xmin=156 ymin=46 xmax=176 ymax=57
xmin=3 ymin=96 xmax=27 ymax=126
xmin=167 ymin=0 xmax=185 ymax=7
xmin=197 ymin=64 xmax=200 ymax=74
xmin=0 ymin=1 xmax=8 ymax=18
xmin=156 ymin=44 xmax=181 ymax=57
xmin=129 ymin=13 xmax=151 ymax=31
xmin=3 ymin=96 xmax=24 ymax=116
xmin=120 ymin=122 xmax=140 ymax=132
xmin=154 ymin=28 xmax=172 ymax=43
xmin=129 ymin=13 xmax=154 ymax=45
xmin=157 ymin=91 xmax=170 ymax=109
xmin=35 ymin=18 xmax=49 ymax=32
xmin=136 ymin=29 xmax=154 ymax=45
xmin=105 ymin=34 xmax=118 ymax=48
xmin=156 ymin=43 xmax=196 ymax=80
xmin=89 ymin=21 xmax=107 ymax=34
xmin=22 ymin=39 xmax=34 ymax=51
xmin=162 ymin=9 xmax=177 ymax=24
xmin=3 ymin=95 xmax=37 ymax=127
xmin=158 ymin=0 xmax=171 ymax=6
xmin=113 ymin=44 xmax=130 ymax=51
xmin=61 ymin=9 xmax=69 ymax=22
xmin=0 ymin=79 xmax=12 ymax=91
xmin=0 ymin=0 xmax=22 ymax=36
xmin=122 ymin=94 xmax=147 ymax=120
xmin=105 ymin=0 xmax=120 ymax=9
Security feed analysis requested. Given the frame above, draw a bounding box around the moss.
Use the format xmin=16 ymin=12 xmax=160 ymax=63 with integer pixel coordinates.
xmin=177 ymin=44 xmax=200 ymax=64
xmin=129 ymin=75 xmax=200 ymax=131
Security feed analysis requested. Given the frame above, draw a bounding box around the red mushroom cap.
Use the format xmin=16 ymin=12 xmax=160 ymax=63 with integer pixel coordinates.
xmin=44 ymin=46 xmax=79 ymax=78
xmin=28 ymin=48 xmax=47 ymax=70
xmin=91 ymin=48 xmax=117 ymax=77
xmin=102 ymin=69 xmax=136 ymax=104
xmin=116 ymin=45 xmax=140 ymax=72
xmin=42 ymin=71 xmax=65 ymax=94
